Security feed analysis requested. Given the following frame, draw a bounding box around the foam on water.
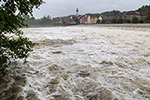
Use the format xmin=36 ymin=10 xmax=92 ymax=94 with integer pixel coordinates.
xmin=0 ymin=25 xmax=150 ymax=100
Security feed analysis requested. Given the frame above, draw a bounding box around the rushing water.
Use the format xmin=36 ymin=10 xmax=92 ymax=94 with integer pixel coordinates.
xmin=0 ymin=25 xmax=150 ymax=100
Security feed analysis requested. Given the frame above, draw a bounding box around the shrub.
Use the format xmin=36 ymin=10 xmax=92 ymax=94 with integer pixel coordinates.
xmin=96 ymin=19 xmax=100 ymax=24
xmin=145 ymin=16 xmax=150 ymax=23
xmin=102 ymin=19 xmax=105 ymax=24
xmin=117 ymin=18 xmax=124 ymax=23
xmin=132 ymin=17 xmax=139 ymax=23
xmin=111 ymin=18 xmax=117 ymax=23
xmin=139 ymin=20 xmax=144 ymax=23
xmin=127 ymin=20 xmax=131 ymax=23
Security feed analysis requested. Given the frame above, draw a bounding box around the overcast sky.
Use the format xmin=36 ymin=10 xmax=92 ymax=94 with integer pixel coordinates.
xmin=33 ymin=0 xmax=150 ymax=18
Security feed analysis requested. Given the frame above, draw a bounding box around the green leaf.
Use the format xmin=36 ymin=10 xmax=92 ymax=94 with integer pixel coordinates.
xmin=0 ymin=0 xmax=43 ymax=76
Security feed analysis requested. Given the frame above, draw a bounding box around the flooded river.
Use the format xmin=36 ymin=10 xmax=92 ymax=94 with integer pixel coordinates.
xmin=0 ymin=25 xmax=150 ymax=100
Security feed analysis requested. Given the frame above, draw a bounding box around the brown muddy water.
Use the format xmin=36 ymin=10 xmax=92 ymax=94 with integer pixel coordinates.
xmin=0 ymin=25 xmax=150 ymax=100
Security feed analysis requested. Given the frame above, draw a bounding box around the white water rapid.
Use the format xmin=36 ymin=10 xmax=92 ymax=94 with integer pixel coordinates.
xmin=0 ymin=25 xmax=150 ymax=100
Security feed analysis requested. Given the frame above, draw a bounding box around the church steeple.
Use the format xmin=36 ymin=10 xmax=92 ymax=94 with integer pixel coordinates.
xmin=76 ymin=8 xmax=79 ymax=16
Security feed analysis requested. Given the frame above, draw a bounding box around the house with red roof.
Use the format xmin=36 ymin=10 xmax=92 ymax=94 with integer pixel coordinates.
xmin=125 ymin=11 xmax=141 ymax=21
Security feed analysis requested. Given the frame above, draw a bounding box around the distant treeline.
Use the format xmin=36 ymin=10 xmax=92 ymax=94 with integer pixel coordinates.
xmin=101 ymin=5 xmax=150 ymax=16
xmin=101 ymin=10 xmax=122 ymax=16
xmin=24 ymin=15 xmax=53 ymax=27
xmin=137 ymin=5 xmax=150 ymax=12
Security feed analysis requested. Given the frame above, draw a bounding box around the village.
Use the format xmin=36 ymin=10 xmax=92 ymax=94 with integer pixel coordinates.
xmin=52 ymin=7 xmax=150 ymax=25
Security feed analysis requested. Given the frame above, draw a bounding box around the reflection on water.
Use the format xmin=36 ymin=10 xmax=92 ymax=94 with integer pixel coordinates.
xmin=0 ymin=25 xmax=150 ymax=100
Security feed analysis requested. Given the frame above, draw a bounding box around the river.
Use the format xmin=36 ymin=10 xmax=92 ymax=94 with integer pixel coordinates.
xmin=0 ymin=24 xmax=150 ymax=100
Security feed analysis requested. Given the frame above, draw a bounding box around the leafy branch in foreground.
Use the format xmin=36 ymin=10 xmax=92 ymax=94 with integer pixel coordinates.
xmin=0 ymin=0 xmax=43 ymax=76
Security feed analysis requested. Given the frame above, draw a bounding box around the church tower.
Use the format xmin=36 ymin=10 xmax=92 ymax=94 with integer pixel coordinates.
xmin=76 ymin=8 xmax=79 ymax=16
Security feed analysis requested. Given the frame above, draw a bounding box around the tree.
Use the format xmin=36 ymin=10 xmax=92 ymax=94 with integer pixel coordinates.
xmin=102 ymin=19 xmax=105 ymax=24
xmin=72 ymin=17 xmax=80 ymax=24
xmin=144 ymin=9 xmax=150 ymax=23
xmin=132 ymin=16 xmax=139 ymax=23
xmin=145 ymin=16 xmax=150 ymax=23
xmin=127 ymin=20 xmax=131 ymax=23
xmin=0 ymin=0 xmax=43 ymax=76
xmin=111 ymin=18 xmax=117 ymax=23
xmin=24 ymin=15 xmax=52 ymax=27
xmin=137 ymin=5 xmax=150 ymax=12
xmin=101 ymin=10 xmax=122 ymax=16
xmin=117 ymin=18 xmax=124 ymax=23
xmin=139 ymin=20 xmax=144 ymax=23
xmin=96 ymin=19 xmax=101 ymax=24
xmin=40 ymin=15 xmax=52 ymax=26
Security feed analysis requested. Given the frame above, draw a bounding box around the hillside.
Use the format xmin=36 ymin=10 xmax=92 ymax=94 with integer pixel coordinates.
xmin=137 ymin=5 xmax=150 ymax=12
xmin=101 ymin=10 xmax=122 ymax=16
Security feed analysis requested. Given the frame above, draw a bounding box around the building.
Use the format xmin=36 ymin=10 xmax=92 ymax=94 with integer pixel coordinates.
xmin=93 ymin=15 xmax=103 ymax=23
xmin=125 ymin=11 xmax=141 ymax=21
xmin=80 ymin=15 xmax=86 ymax=24
xmin=102 ymin=15 xmax=116 ymax=23
xmin=52 ymin=17 xmax=62 ymax=24
xmin=80 ymin=14 xmax=104 ymax=24
xmin=76 ymin=8 xmax=79 ymax=16
xmin=140 ymin=11 xmax=148 ymax=21
xmin=53 ymin=8 xmax=150 ymax=25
